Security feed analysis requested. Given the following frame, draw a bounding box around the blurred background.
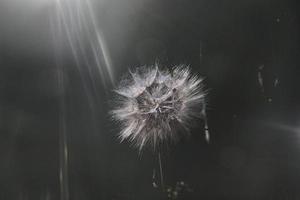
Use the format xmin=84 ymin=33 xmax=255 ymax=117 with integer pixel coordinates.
xmin=0 ymin=0 xmax=299 ymax=199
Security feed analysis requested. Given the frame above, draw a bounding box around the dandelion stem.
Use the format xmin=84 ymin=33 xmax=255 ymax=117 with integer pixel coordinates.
xmin=158 ymin=151 xmax=165 ymax=190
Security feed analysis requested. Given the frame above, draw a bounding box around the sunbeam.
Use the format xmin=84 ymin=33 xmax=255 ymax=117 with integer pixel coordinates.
xmin=54 ymin=0 xmax=115 ymax=87
xmin=50 ymin=1 xmax=116 ymax=200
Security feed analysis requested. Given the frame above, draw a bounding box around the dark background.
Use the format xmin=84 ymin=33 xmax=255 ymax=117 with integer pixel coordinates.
xmin=0 ymin=0 xmax=300 ymax=199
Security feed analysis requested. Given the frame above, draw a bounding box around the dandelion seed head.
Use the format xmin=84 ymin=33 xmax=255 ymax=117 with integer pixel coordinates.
xmin=111 ymin=65 xmax=206 ymax=151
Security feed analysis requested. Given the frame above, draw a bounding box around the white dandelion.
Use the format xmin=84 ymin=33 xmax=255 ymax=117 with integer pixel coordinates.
xmin=111 ymin=65 xmax=208 ymax=151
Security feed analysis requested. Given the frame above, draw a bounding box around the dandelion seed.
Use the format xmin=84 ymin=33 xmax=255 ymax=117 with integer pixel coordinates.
xmin=111 ymin=65 xmax=207 ymax=151
xmin=274 ymin=78 xmax=279 ymax=87
xmin=258 ymin=65 xmax=265 ymax=93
